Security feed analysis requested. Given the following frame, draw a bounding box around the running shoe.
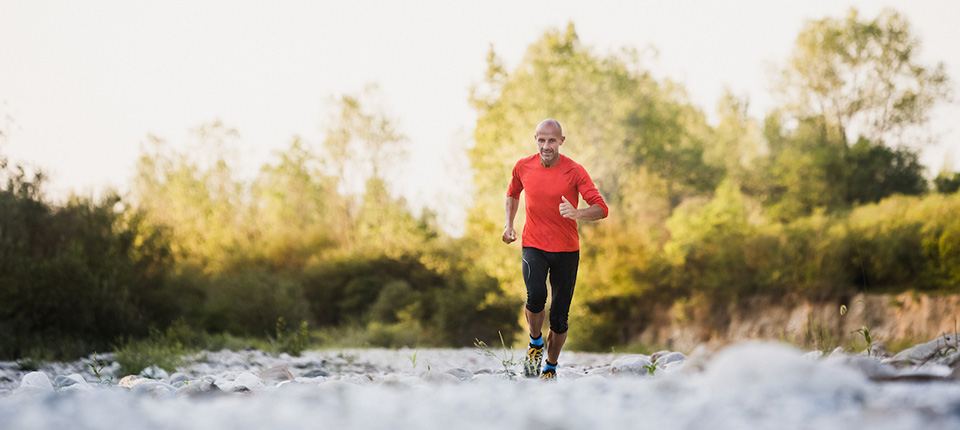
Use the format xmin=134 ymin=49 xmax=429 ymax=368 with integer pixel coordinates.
xmin=522 ymin=344 xmax=543 ymax=378
xmin=540 ymin=368 xmax=557 ymax=381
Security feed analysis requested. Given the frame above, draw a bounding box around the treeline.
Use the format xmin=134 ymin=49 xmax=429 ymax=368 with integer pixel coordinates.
xmin=0 ymin=97 xmax=517 ymax=360
xmin=2 ymin=8 xmax=959 ymax=360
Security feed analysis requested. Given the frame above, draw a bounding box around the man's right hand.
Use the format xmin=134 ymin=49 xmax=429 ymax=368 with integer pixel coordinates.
xmin=502 ymin=226 xmax=517 ymax=244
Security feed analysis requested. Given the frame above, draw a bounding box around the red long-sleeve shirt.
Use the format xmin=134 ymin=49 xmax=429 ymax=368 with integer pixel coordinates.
xmin=507 ymin=154 xmax=608 ymax=252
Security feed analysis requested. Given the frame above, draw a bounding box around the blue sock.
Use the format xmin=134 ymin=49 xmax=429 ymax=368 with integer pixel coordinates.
xmin=544 ymin=361 xmax=557 ymax=371
xmin=530 ymin=334 xmax=544 ymax=347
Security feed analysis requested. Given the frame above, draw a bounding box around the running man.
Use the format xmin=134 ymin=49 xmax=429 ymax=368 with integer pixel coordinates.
xmin=502 ymin=119 xmax=608 ymax=380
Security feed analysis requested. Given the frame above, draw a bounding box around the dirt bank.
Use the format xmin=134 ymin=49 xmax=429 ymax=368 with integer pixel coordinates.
xmin=635 ymin=292 xmax=960 ymax=353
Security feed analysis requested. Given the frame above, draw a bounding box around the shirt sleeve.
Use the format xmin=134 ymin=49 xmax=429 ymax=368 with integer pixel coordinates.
xmin=577 ymin=166 xmax=609 ymax=218
xmin=506 ymin=160 xmax=524 ymax=199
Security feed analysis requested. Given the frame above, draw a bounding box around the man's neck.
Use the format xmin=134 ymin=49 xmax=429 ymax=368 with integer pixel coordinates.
xmin=539 ymin=155 xmax=560 ymax=168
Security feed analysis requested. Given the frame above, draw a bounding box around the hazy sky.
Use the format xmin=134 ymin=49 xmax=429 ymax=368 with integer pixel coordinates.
xmin=1 ymin=1 xmax=957 ymax=232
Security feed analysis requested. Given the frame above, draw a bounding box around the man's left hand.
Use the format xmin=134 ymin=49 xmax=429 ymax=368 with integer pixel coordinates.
xmin=559 ymin=196 xmax=579 ymax=219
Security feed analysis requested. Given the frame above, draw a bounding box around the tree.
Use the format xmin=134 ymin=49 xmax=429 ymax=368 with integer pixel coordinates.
xmin=132 ymin=121 xmax=247 ymax=272
xmin=776 ymin=8 xmax=950 ymax=146
xmin=760 ymin=8 xmax=950 ymax=217
xmin=709 ymin=90 xmax=765 ymax=189
xmin=846 ymin=137 xmax=927 ymax=204
xmin=249 ymin=138 xmax=346 ymax=270
xmin=321 ymin=85 xmax=407 ymax=197
xmin=934 ymin=171 xmax=960 ymax=194
xmin=757 ymin=113 xmax=849 ymax=220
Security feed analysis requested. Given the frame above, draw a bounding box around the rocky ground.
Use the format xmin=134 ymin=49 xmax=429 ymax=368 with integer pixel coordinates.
xmin=3 ymin=336 xmax=960 ymax=429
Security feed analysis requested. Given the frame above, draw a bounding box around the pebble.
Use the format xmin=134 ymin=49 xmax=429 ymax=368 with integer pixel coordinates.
xmin=258 ymin=365 xmax=293 ymax=384
xmin=610 ymin=355 xmax=653 ymax=375
xmin=14 ymin=372 xmax=54 ymax=397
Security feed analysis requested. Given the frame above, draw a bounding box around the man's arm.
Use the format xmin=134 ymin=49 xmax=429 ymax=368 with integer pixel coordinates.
xmin=502 ymin=196 xmax=519 ymax=244
xmin=559 ymin=196 xmax=605 ymax=221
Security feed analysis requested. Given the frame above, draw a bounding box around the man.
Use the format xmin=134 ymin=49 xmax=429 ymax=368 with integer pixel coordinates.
xmin=502 ymin=119 xmax=608 ymax=380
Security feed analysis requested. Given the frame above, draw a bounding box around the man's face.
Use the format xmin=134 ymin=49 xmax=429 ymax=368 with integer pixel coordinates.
xmin=535 ymin=124 xmax=564 ymax=167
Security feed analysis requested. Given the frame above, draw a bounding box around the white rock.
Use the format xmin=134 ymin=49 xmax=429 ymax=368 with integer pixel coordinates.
xmin=889 ymin=334 xmax=960 ymax=366
xmin=443 ymin=368 xmax=474 ymax=381
xmin=419 ymin=370 xmax=461 ymax=385
xmin=828 ymin=347 xmax=846 ymax=357
xmin=130 ymin=380 xmax=176 ymax=397
xmin=20 ymin=371 xmax=54 ymax=389
xmin=655 ymin=352 xmax=686 ymax=366
xmin=258 ymin=365 xmax=294 ymax=384
xmin=118 ymin=375 xmax=148 ymax=388
xmin=233 ymin=372 xmax=266 ymax=391
xmin=611 ymin=355 xmax=653 ymax=375
xmin=59 ymin=382 xmax=95 ymax=393
xmin=15 ymin=371 xmax=54 ymax=396
xmin=175 ymin=379 xmax=221 ymax=397
xmin=53 ymin=374 xmax=79 ymax=389
xmin=169 ymin=373 xmax=190 ymax=385
xmin=824 ymin=355 xmax=897 ymax=380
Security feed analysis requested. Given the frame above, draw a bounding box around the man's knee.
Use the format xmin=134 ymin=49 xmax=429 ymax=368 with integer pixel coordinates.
xmin=549 ymin=313 xmax=569 ymax=334
xmin=525 ymin=300 xmax=545 ymax=314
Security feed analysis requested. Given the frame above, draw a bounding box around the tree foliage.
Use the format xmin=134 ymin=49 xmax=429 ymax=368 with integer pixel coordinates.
xmin=776 ymin=8 xmax=951 ymax=145
xmin=0 ymin=166 xmax=175 ymax=358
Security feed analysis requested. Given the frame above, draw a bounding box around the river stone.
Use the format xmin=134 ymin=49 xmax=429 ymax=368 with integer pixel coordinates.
xmin=59 ymin=374 xmax=94 ymax=393
xmin=169 ymin=372 xmax=191 ymax=385
xmin=59 ymin=381 xmax=95 ymax=394
xmin=444 ymin=368 xmax=474 ymax=381
xmin=302 ymin=369 xmax=329 ymax=378
xmin=54 ymin=375 xmax=79 ymax=389
xmin=650 ymin=350 xmax=672 ymax=362
xmin=21 ymin=371 xmax=53 ymax=388
xmin=825 ymin=355 xmax=897 ymax=380
xmin=888 ymin=334 xmax=959 ymax=366
xmin=828 ymin=347 xmax=846 ymax=357
xmin=420 ymin=370 xmax=461 ymax=385
xmin=131 ymin=380 xmax=176 ymax=397
xmin=119 ymin=375 xmax=149 ymax=388
xmin=656 ymin=352 xmax=687 ymax=366
xmin=940 ymin=350 xmax=960 ymax=369
xmin=259 ymin=365 xmax=294 ymax=384
xmin=176 ymin=379 xmax=222 ymax=397
xmin=234 ymin=372 xmax=266 ymax=391
xmin=15 ymin=371 xmax=54 ymax=396
xmin=611 ymin=355 xmax=653 ymax=375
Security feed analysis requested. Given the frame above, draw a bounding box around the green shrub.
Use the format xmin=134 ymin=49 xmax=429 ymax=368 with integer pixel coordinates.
xmin=274 ymin=317 xmax=311 ymax=356
xmin=113 ymin=328 xmax=187 ymax=376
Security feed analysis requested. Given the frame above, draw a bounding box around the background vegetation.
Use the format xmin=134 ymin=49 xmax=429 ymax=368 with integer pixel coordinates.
xmin=1 ymin=8 xmax=957 ymax=360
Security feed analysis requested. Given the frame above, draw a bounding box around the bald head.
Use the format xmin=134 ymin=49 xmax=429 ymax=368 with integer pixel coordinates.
xmin=534 ymin=118 xmax=565 ymax=167
xmin=535 ymin=119 xmax=563 ymax=137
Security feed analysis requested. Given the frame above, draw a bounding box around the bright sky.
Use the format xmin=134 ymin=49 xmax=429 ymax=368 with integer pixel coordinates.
xmin=1 ymin=1 xmax=958 ymax=234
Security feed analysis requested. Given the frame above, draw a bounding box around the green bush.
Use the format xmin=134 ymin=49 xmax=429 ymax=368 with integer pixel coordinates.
xmin=200 ymin=269 xmax=312 ymax=337
xmin=274 ymin=317 xmax=311 ymax=356
xmin=113 ymin=328 xmax=186 ymax=376
xmin=0 ymin=165 xmax=174 ymax=359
